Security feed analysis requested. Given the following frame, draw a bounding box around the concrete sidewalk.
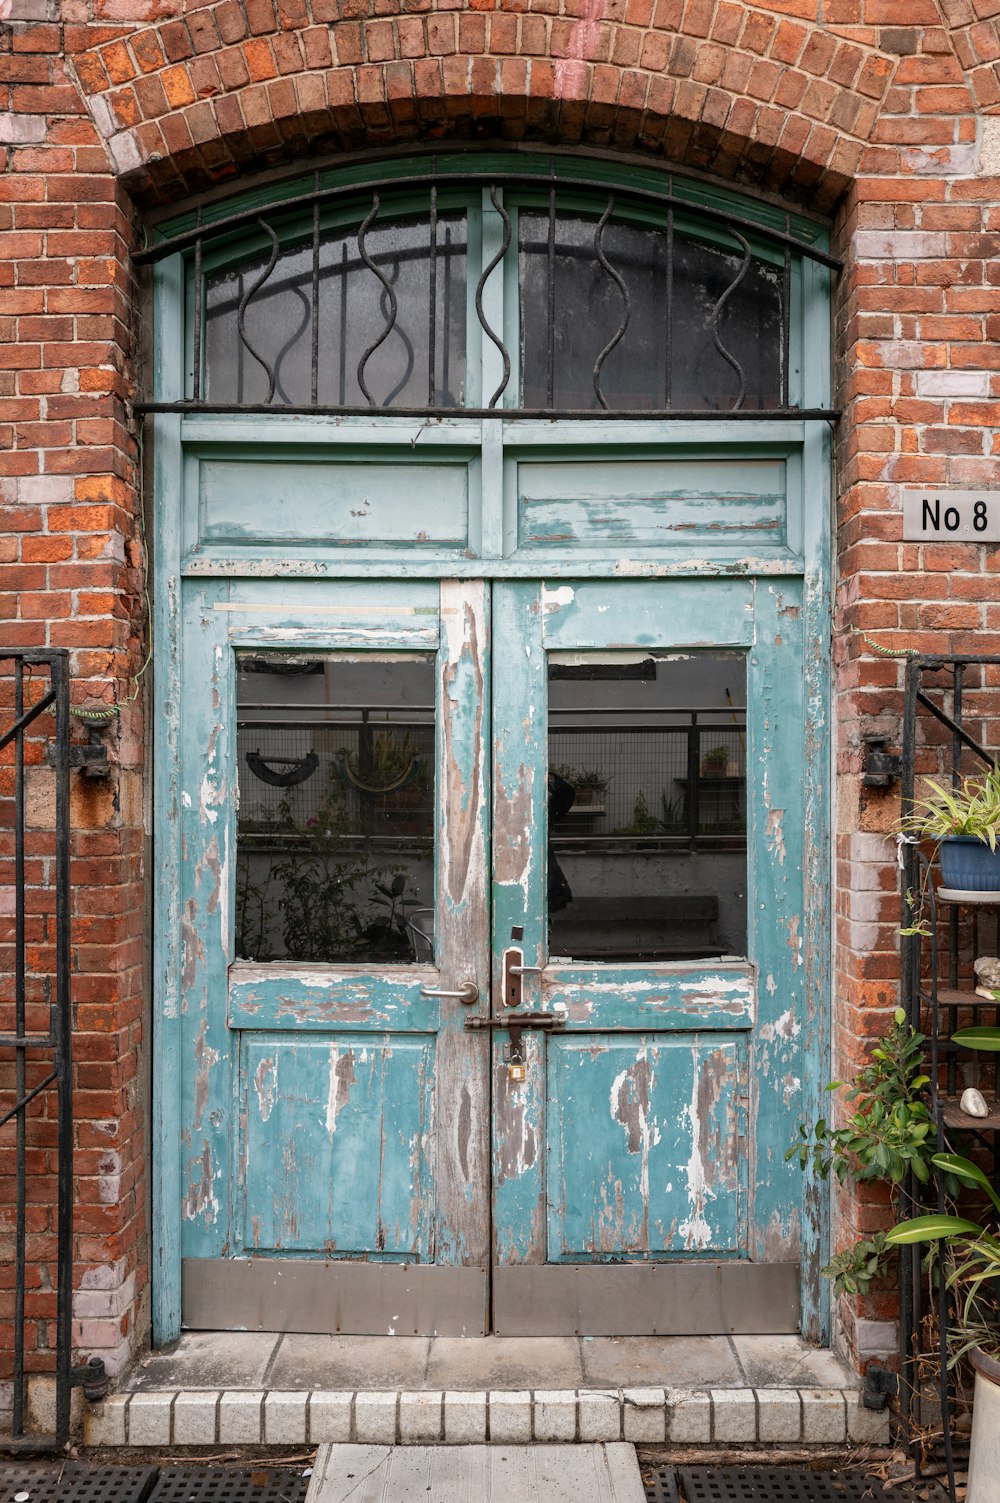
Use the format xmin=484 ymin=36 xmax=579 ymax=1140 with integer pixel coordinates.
xmin=305 ymin=1443 xmax=645 ymax=1502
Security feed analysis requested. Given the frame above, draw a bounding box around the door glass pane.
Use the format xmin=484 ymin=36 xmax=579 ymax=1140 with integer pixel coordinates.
xmin=519 ymin=211 xmax=782 ymax=412
xmin=547 ymin=652 xmax=747 ymax=961
xmin=205 ymin=209 xmax=468 ymax=409
xmin=235 ymin=654 xmax=435 ymax=964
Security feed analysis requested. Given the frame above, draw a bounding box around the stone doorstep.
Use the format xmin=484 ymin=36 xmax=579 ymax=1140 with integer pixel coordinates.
xmin=84 ymin=1386 xmax=891 ymax=1449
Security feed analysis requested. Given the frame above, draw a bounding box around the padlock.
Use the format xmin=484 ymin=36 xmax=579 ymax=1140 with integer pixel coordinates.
xmin=507 ymin=1060 xmax=527 ymax=1084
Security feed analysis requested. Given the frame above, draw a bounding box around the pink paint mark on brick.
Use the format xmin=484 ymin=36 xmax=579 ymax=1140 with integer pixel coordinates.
xmin=554 ymin=0 xmax=605 ymax=97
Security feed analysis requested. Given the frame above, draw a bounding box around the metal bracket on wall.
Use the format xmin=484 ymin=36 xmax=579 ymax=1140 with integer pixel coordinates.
xmin=70 ymin=1357 xmax=108 ymax=1402
xmin=862 ymin=734 xmax=902 ymax=788
xmin=48 ymin=729 xmax=110 ymax=779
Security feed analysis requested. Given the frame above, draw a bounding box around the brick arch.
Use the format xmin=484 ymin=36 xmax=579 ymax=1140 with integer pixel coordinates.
xmin=71 ymin=0 xmax=904 ymax=214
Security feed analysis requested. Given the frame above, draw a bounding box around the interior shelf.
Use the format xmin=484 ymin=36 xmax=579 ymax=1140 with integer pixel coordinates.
xmin=919 ymin=986 xmax=1000 ymax=1010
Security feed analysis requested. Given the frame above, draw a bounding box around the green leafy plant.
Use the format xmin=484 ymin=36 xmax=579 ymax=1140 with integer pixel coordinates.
xmin=788 ymin=1008 xmax=939 ymax=1297
xmin=701 ymin=744 xmax=730 ymax=775
xmin=887 ymin=1149 xmax=1000 ymax=1364
xmin=550 ymin=764 xmax=609 ymax=795
xmin=899 ymin=764 xmax=1000 ymax=847
xmin=788 ymin=1008 xmax=935 ymax=1187
xmin=821 ymin=1232 xmax=891 ymax=1299
xmin=236 ymin=768 xmax=421 ymax=964
xmin=360 ymin=871 xmax=422 ymax=961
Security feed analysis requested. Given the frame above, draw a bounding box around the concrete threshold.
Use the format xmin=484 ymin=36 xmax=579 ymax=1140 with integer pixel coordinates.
xmin=305 ymin=1443 xmax=645 ymax=1503
xmin=83 ymin=1334 xmax=890 ymax=1451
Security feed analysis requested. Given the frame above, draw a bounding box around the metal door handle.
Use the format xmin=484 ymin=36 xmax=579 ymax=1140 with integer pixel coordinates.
xmin=419 ymin=980 xmax=480 ymax=1004
xmin=509 ymin=964 xmax=542 ymax=975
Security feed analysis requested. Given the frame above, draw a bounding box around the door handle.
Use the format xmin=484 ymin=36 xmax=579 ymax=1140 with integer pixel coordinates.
xmin=502 ymin=947 xmax=544 ymax=1008
xmin=419 ymin=980 xmax=480 ymax=1004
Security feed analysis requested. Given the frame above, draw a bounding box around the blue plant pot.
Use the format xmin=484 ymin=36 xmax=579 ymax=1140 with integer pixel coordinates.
xmin=939 ymin=835 xmax=1000 ymax=891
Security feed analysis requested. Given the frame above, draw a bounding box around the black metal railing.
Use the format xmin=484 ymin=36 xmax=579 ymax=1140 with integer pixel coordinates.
xmin=899 ymin=654 xmax=1000 ymax=1501
xmin=134 ymin=159 xmax=840 ymax=423
xmin=0 ymin=651 xmax=74 ymax=1449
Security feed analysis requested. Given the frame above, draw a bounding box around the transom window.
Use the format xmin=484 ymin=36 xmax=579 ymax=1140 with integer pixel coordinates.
xmin=138 ymin=156 xmax=839 ymax=422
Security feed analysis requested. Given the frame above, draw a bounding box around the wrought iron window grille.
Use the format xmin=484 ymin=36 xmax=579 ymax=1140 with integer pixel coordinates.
xmin=136 ymin=161 xmax=839 ymax=424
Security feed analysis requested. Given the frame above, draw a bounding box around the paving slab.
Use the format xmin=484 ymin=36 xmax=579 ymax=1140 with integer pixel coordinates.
xmin=268 ymin=1335 xmax=430 ymax=1390
xmin=306 ymin=1443 xmax=645 ymax=1503
xmin=732 ymin=1335 xmax=853 ymax=1389
xmin=581 ymin=1336 xmax=741 ymax=1388
xmin=126 ymin=1331 xmax=280 ymax=1391
xmin=426 ymin=1336 xmax=584 ymax=1390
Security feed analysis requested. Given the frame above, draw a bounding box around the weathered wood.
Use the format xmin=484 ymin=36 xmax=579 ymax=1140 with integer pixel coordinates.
xmin=515 ymin=456 xmax=787 ymax=551
xmin=435 ymin=579 xmax=492 ymax=1269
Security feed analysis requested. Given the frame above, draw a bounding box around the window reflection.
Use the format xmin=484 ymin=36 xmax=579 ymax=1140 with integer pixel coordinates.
xmin=547 ymin=653 xmax=748 ymax=961
xmin=520 ymin=212 xmax=782 ymax=412
xmin=235 ymin=654 xmax=435 ymax=964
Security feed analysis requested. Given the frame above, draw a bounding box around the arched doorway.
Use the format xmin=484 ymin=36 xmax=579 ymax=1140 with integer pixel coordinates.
xmin=143 ymin=152 xmax=835 ymax=1344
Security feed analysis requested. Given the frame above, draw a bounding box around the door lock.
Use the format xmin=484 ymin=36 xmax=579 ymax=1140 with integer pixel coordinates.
xmin=464 ymin=1011 xmax=566 ymax=1083
xmin=501 ymin=947 xmax=542 ymax=1009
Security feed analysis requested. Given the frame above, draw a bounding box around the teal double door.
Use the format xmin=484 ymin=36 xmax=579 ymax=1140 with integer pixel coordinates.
xmin=174 ymin=571 xmax=817 ymax=1337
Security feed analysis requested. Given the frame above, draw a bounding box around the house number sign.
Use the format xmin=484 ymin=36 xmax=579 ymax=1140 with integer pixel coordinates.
xmin=903 ymin=490 xmax=1000 ymax=542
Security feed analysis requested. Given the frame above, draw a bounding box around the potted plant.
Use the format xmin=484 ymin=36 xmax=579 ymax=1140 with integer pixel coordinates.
xmin=700 ymin=743 xmax=730 ymax=779
xmin=336 ymin=731 xmax=431 ymax=835
xmin=886 ymin=1025 xmax=1000 ymax=1503
xmin=567 ymin=767 xmax=608 ymax=808
xmin=899 ymin=763 xmax=1000 ymax=891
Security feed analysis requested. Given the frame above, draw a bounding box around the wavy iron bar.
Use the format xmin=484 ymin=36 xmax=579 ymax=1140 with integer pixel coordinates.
xmin=357 ymin=193 xmax=399 ymax=407
xmin=149 ymin=169 xmax=840 ymax=420
xmin=711 ymin=226 xmax=751 ymax=413
xmin=475 ymin=184 xmax=512 ymax=409
xmin=236 ymin=217 xmax=280 ymax=405
xmin=592 ymin=193 xmax=630 ymax=413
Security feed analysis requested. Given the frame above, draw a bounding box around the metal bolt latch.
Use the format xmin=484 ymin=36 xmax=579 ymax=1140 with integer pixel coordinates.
xmin=862 ymin=734 xmax=902 ymax=788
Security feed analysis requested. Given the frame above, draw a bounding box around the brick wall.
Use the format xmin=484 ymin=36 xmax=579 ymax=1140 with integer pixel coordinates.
xmin=2 ymin=0 xmax=999 ymax=1390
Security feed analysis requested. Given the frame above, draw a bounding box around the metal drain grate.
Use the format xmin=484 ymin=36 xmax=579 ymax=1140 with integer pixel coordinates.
xmin=642 ymin=1464 xmax=680 ymax=1503
xmin=0 ymin=1464 xmax=159 ymax=1502
xmin=148 ymin=1469 xmax=309 ymax=1502
xmin=0 ymin=1465 xmax=310 ymax=1503
xmin=675 ymin=1470 xmax=880 ymax=1503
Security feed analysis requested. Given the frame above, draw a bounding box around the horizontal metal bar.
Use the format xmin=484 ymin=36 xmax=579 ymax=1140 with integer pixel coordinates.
xmin=136 ymin=400 xmax=839 ymax=422
xmin=0 ymin=1071 xmax=57 ymax=1131
xmin=0 ymin=1034 xmax=55 ymax=1049
xmin=0 ymin=687 xmax=57 ymax=752
xmin=136 ymin=168 xmax=841 ymax=271
xmin=916 ymin=654 xmax=1000 ymax=667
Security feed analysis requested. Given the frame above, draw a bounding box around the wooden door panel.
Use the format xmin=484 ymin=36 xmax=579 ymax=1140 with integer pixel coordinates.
xmin=491 ymin=576 xmax=807 ymax=1333
xmin=177 ymin=579 xmax=492 ymax=1333
xmin=545 ymin=1033 xmax=747 ymax=1260
xmin=240 ymin=1033 xmax=436 ymax=1258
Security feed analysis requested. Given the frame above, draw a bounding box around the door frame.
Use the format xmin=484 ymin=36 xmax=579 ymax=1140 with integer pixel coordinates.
xmin=149 ymin=158 xmax=833 ymax=1347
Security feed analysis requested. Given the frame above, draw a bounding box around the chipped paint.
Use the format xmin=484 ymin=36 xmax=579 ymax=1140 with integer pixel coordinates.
xmin=765 ymin=806 xmax=787 ymax=864
xmin=678 ymin=1050 xmax=716 ymax=1251
xmin=324 ymin=1046 xmax=356 ymax=1135
xmin=253 ymin=1055 xmax=277 ymax=1122
xmin=541 ymin=584 xmax=575 ymax=611
xmin=759 ymin=1008 xmax=801 ymax=1043
xmin=786 ymin=913 xmax=803 ymax=968
xmin=192 ymin=1017 xmax=220 ymax=1132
